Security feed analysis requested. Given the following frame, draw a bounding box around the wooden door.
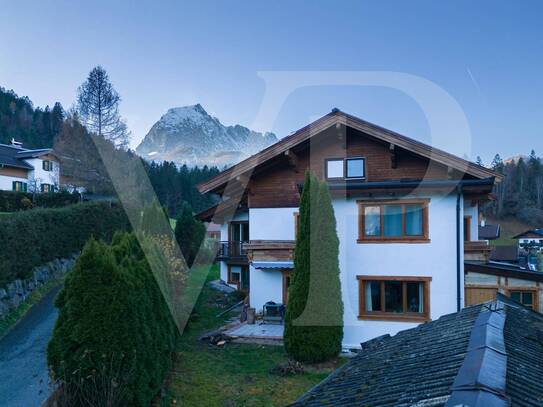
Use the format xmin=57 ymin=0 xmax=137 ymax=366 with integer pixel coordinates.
xmin=465 ymin=287 xmax=497 ymax=306
xmin=282 ymin=270 xmax=291 ymax=305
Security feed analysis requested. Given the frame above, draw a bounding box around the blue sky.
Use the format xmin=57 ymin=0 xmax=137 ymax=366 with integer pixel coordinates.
xmin=1 ymin=1 xmax=542 ymax=162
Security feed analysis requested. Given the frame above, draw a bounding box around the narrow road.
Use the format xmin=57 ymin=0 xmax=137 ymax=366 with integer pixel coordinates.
xmin=0 ymin=286 xmax=61 ymax=407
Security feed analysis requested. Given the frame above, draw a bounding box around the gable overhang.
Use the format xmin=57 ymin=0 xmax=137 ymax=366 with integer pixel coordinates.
xmin=17 ymin=148 xmax=57 ymax=160
xmin=197 ymin=110 xmax=500 ymax=195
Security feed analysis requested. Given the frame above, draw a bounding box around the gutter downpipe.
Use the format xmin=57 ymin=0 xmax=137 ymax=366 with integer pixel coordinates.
xmin=456 ymin=184 xmax=463 ymax=312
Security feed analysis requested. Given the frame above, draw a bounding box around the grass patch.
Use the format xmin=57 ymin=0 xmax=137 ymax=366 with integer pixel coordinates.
xmin=164 ymin=265 xmax=344 ymax=406
xmin=0 ymin=279 xmax=61 ymax=339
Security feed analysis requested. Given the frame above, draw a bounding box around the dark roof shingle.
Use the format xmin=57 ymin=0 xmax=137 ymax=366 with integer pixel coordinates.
xmin=293 ymin=296 xmax=543 ymax=407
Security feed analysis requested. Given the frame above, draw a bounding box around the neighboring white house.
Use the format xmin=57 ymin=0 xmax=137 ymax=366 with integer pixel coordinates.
xmin=514 ymin=229 xmax=543 ymax=252
xmin=0 ymin=139 xmax=60 ymax=193
xmin=196 ymin=109 xmax=499 ymax=348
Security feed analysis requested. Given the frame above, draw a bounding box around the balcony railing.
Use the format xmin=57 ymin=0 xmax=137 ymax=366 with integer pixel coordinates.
xmin=216 ymin=241 xmax=248 ymax=261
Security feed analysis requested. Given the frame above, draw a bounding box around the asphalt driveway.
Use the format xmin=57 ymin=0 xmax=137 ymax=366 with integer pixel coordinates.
xmin=0 ymin=286 xmax=61 ymax=407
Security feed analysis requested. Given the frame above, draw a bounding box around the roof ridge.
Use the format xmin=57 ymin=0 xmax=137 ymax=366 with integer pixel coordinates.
xmin=445 ymin=302 xmax=510 ymax=406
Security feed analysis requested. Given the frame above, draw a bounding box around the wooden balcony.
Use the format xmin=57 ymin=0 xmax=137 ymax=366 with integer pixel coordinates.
xmin=244 ymin=240 xmax=295 ymax=263
xmin=464 ymin=240 xmax=493 ymax=263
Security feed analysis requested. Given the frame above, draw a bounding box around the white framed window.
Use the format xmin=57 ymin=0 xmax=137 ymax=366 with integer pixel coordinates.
xmin=325 ymin=159 xmax=344 ymax=179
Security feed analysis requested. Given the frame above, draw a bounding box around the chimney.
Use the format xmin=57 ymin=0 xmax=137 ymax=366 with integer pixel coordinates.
xmin=10 ymin=138 xmax=23 ymax=149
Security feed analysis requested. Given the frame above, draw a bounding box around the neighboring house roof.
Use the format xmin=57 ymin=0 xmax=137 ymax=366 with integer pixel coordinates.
xmin=490 ymin=245 xmax=519 ymax=262
xmin=479 ymin=224 xmax=501 ymax=240
xmin=513 ymin=229 xmax=543 ymax=239
xmin=465 ymin=260 xmax=543 ymax=283
xmin=0 ymin=143 xmax=54 ymax=170
xmin=292 ymin=294 xmax=543 ymax=406
xmin=0 ymin=144 xmax=34 ymax=170
xmin=198 ymin=108 xmax=499 ymax=194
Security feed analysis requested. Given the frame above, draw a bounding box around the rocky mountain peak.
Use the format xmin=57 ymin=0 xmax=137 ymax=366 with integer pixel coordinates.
xmin=136 ymin=105 xmax=277 ymax=168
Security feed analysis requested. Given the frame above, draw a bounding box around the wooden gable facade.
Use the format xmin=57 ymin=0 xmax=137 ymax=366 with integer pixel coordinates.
xmin=197 ymin=109 xmax=499 ymax=220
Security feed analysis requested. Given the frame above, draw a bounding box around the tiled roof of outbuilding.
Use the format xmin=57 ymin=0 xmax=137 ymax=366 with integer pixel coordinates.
xmin=292 ymin=295 xmax=543 ymax=407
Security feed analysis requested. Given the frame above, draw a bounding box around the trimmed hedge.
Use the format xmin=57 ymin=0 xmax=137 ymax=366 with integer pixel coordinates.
xmin=48 ymin=233 xmax=178 ymax=406
xmin=0 ymin=201 xmax=130 ymax=287
xmin=0 ymin=190 xmax=80 ymax=212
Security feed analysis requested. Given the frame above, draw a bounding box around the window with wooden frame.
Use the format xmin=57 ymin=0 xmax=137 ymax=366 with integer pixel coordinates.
xmin=357 ymin=199 xmax=430 ymax=243
xmin=357 ymin=276 xmax=431 ymax=322
xmin=508 ymin=289 xmax=537 ymax=310
xmin=227 ymin=265 xmax=241 ymax=289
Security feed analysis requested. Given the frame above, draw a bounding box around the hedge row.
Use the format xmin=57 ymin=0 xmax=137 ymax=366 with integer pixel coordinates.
xmin=0 ymin=201 xmax=130 ymax=287
xmin=0 ymin=190 xmax=80 ymax=212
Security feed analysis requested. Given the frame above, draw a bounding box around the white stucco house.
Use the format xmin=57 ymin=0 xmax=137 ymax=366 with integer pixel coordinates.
xmin=0 ymin=139 xmax=60 ymax=193
xmin=196 ymin=109 xmax=499 ymax=348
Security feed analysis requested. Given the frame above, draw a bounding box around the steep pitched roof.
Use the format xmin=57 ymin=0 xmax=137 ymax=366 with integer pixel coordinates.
xmin=292 ymin=295 xmax=543 ymax=406
xmin=198 ymin=109 xmax=499 ymax=194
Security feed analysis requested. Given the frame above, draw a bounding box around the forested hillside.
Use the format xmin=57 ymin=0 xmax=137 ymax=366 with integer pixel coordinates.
xmin=0 ymin=87 xmax=64 ymax=148
xmin=485 ymin=151 xmax=543 ymax=225
xmin=0 ymin=86 xmax=218 ymax=216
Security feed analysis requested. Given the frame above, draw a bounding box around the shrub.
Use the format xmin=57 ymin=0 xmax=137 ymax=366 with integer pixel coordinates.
xmin=284 ymin=171 xmax=343 ymax=362
xmin=47 ymin=233 xmax=178 ymax=407
xmin=0 ymin=201 xmax=130 ymax=287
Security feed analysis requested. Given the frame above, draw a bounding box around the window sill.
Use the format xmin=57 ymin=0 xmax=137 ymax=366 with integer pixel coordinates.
xmin=358 ymin=313 xmax=430 ymax=322
xmin=357 ymin=238 xmax=431 ymax=244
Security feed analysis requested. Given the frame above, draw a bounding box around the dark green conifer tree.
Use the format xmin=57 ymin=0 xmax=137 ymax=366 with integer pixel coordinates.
xmin=284 ymin=171 xmax=343 ymax=362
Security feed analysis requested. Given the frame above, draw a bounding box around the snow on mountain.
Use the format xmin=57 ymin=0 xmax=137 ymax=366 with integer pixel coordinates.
xmin=136 ymin=104 xmax=277 ymax=168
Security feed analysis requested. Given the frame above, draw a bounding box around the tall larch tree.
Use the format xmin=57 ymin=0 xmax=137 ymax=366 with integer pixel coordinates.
xmin=76 ymin=65 xmax=130 ymax=148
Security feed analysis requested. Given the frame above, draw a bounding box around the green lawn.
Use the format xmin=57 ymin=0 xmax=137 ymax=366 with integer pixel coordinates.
xmin=164 ymin=265 xmax=344 ymax=406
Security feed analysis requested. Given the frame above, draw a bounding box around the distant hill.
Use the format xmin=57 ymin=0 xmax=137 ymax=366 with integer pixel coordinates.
xmin=136 ymin=104 xmax=277 ymax=167
xmin=0 ymin=87 xmax=64 ymax=148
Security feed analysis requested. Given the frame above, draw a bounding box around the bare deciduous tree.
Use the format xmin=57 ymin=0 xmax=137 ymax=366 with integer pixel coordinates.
xmin=76 ymin=66 xmax=130 ymax=148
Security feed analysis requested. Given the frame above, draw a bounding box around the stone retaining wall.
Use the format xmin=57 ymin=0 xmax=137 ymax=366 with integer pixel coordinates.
xmin=0 ymin=254 xmax=77 ymax=319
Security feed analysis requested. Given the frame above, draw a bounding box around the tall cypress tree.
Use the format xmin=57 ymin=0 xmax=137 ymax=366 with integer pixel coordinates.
xmin=284 ymin=171 xmax=343 ymax=362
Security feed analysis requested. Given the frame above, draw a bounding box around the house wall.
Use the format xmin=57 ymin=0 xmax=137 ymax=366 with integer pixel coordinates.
xmin=249 ymin=266 xmax=284 ymax=312
xmin=246 ymin=193 xmax=465 ymax=348
xmin=336 ymin=193 xmax=462 ymax=348
xmin=0 ymin=173 xmax=28 ymax=191
xmin=24 ymin=157 xmax=59 ymax=191
xmin=249 ymin=207 xmax=298 ymax=240
xmin=248 ymin=207 xmax=298 ymax=310
xmin=465 ymin=271 xmax=543 ymax=313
